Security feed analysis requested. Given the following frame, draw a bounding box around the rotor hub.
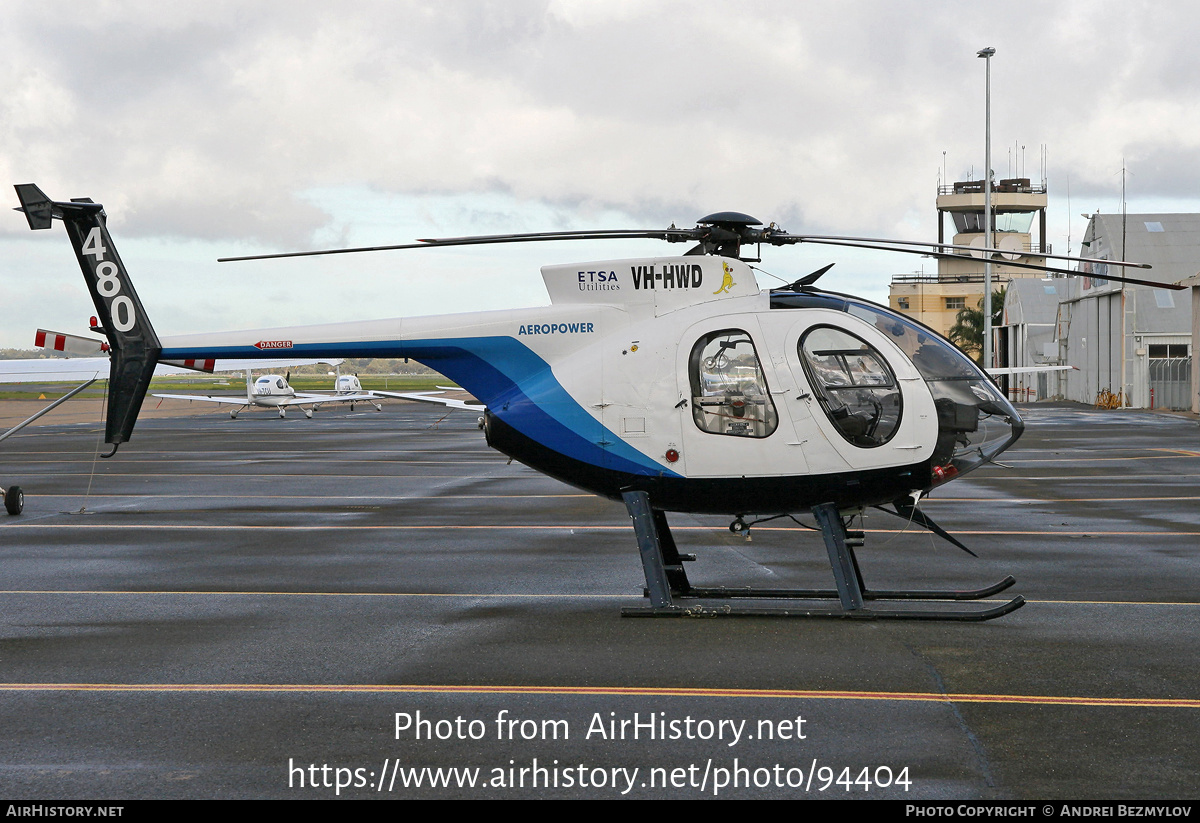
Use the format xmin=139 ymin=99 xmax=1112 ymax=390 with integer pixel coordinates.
xmin=696 ymin=211 xmax=763 ymax=230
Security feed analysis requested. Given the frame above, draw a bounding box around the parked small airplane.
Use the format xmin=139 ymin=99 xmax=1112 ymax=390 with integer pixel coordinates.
xmin=152 ymin=369 xmax=381 ymax=418
xmin=323 ymin=368 xmax=385 ymax=412
xmin=0 ymin=328 xmax=345 ymax=512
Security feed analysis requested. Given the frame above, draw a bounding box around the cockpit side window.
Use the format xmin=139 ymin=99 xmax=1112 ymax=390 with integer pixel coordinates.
xmin=799 ymin=326 xmax=902 ymax=447
xmin=276 ymin=378 xmax=286 ymax=389
xmin=689 ymin=329 xmax=779 ymax=438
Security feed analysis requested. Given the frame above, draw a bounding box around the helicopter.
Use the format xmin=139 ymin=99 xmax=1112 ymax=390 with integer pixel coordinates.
xmin=12 ymin=183 xmax=1177 ymax=619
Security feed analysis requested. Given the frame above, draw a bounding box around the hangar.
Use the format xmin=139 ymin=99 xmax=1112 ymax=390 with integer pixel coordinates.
xmin=997 ymin=277 xmax=1070 ymax=403
xmin=1055 ymin=213 xmax=1196 ymax=410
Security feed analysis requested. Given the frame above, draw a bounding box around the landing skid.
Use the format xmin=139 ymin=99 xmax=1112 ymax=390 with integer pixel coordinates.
xmin=620 ymin=491 xmax=1024 ymax=621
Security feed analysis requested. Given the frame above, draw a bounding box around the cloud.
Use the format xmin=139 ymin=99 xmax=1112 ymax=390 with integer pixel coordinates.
xmin=4 ymin=0 xmax=1200 ymax=345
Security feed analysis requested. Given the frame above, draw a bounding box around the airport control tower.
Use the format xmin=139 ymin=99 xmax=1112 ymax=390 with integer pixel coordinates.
xmin=889 ymin=177 xmax=1049 ymax=348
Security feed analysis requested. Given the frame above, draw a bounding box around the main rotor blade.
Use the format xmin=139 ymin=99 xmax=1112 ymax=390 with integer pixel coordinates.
xmin=418 ymin=228 xmax=696 ymax=245
xmin=218 ymin=228 xmax=698 ymax=262
xmin=794 ymin=238 xmax=1185 ymax=290
xmin=773 ymin=233 xmax=1151 ymax=269
xmin=220 ymin=241 xmax=442 ymax=262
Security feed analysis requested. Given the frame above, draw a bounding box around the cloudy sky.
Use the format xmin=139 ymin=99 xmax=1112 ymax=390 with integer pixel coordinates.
xmin=3 ymin=0 xmax=1198 ymax=348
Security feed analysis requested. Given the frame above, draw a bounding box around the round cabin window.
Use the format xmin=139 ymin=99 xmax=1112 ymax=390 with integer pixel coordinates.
xmin=688 ymin=329 xmax=779 ymax=438
xmin=799 ymin=326 xmax=902 ymax=447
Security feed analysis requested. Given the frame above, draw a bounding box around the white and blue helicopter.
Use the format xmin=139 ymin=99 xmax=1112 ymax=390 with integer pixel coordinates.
xmin=12 ymin=183 xmax=1173 ymax=619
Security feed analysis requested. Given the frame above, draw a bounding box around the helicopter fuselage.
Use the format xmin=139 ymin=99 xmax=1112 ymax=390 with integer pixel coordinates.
xmin=157 ymin=255 xmax=1023 ymax=516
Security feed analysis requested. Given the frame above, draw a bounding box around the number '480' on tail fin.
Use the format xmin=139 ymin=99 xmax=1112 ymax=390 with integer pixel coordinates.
xmin=14 ymin=183 xmax=161 ymax=454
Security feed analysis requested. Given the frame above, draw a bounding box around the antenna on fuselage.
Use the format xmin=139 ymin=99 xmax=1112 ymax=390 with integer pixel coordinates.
xmin=787 ymin=263 xmax=836 ymax=291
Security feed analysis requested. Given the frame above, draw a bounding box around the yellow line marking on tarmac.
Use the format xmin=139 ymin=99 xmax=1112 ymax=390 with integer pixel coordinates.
xmin=1011 ymin=447 xmax=1199 ymax=453
xmin=17 ymin=493 xmax=1195 ymax=504
xmin=4 ymin=494 xmax=592 ymax=500
xmin=0 ymin=682 xmax=1195 ymax=708
xmin=13 ymin=452 xmax=1198 ymax=465
xmin=5 ymin=451 xmax=495 ymax=456
xmin=30 ymin=455 xmax=1196 ymax=465
xmin=1034 ymin=598 xmax=1200 ymax=606
xmin=0 ymin=589 xmax=627 ymax=599
xmin=923 ymin=496 xmax=1200 ymax=503
xmin=0 ymin=461 xmax=505 ymax=467
xmin=1007 ymin=454 xmax=1199 ymax=464
xmin=0 ymin=473 xmax=528 ymax=480
xmin=6 ymin=490 xmax=1198 ymax=504
xmin=984 ymin=477 xmax=1200 ymax=484
xmin=1 ymin=591 xmax=1196 ymax=608
xmin=5 ymin=524 xmax=1199 ymax=536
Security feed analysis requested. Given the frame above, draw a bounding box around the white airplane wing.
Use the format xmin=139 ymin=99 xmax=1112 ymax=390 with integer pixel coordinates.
xmin=275 ymin=393 xmax=375 ymax=407
xmin=289 ymin=392 xmax=378 ymax=403
xmin=0 ymin=358 xmax=110 ymax=383
xmin=372 ymin=390 xmax=484 ymax=410
xmin=150 ymin=393 xmax=248 ymax=406
xmin=0 ymin=356 xmax=343 ymax=384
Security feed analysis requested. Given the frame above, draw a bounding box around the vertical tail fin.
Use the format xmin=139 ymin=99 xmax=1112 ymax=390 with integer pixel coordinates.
xmin=14 ymin=184 xmax=161 ymax=452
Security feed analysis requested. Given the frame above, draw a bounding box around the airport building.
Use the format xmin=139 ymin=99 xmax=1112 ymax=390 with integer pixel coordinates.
xmin=997 ymin=214 xmax=1196 ymax=410
xmin=1050 ymin=213 xmax=1195 ymax=410
xmin=888 ymin=177 xmax=1050 ymax=347
xmin=1183 ymin=272 xmax=1200 ymax=413
xmin=996 ymin=277 xmax=1070 ymax=403
xmin=889 ymin=176 xmax=1197 ymax=411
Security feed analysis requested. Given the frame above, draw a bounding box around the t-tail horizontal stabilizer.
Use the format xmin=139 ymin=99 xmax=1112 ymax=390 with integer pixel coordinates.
xmin=14 ymin=184 xmax=161 ymax=454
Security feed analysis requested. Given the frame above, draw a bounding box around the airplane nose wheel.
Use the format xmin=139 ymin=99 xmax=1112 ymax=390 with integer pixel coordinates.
xmin=729 ymin=517 xmax=750 ymax=539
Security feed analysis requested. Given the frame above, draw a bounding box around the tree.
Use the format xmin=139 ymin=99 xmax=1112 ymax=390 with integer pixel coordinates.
xmin=948 ymin=287 xmax=1005 ymax=364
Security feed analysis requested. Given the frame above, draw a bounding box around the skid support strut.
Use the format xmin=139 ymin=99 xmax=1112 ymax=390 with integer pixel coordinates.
xmin=620 ymin=492 xmax=1024 ymax=620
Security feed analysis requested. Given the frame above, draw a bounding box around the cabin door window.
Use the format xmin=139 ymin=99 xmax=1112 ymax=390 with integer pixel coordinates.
xmin=799 ymin=325 xmax=902 ymax=447
xmin=688 ymin=329 xmax=779 ymax=438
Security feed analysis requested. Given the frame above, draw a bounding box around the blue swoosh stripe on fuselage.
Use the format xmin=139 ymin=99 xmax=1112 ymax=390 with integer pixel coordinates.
xmin=160 ymin=336 xmax=681 ymax=478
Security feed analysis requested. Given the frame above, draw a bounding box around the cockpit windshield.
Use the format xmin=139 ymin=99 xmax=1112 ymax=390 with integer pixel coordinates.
xmin=841 ymin=300 xmax=1023 ymax=483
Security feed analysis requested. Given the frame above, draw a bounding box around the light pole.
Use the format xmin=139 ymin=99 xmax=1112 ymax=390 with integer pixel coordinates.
xmin=978 ymin=46 xmax=995 ymax=370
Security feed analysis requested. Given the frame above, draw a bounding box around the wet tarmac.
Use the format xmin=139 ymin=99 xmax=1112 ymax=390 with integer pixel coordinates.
xmin=1 ymin=402 xmax=1198 ymax=799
